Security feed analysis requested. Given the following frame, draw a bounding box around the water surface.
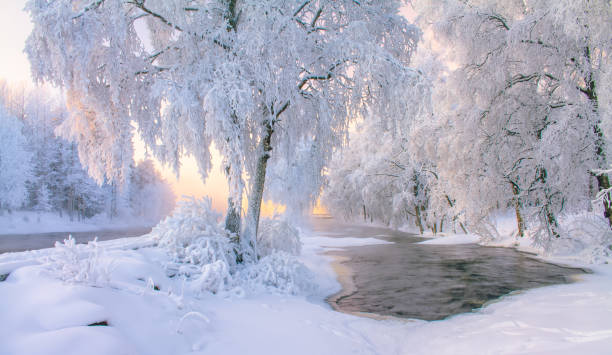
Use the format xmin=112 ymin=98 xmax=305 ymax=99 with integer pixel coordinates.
xmin=314 ymin=218 xmax=587 ymax=321
xmin=0 ymin=228 xmax=152 ymax=254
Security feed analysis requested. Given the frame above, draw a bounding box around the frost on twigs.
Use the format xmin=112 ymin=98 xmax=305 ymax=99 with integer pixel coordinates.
xmin=547 ymin=213 xmax=612 ymax=264
xmin=257 ymin=218 xmax=302 ymax=258
xmin=189 ymin=260 xmax=233 ymax=295
xmin=152 ymin=197 xmax=237 ymax=276
xmin=44 ymin=236 xmax=112 ymax=286
xmin=239 ymin=252 xmax=316 ymax=295
xmin=151 ymin=197 xmax=314 ymax=296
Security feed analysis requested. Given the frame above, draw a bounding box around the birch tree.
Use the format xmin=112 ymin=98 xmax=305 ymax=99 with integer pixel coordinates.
xmin=26 ymin=0 xmax=421 ymax=261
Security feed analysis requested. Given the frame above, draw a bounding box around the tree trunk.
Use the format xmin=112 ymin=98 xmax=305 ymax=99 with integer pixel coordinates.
xmin=224 ymin=165 xmax=242 ymax=237
xmin=445 ymin=195 xmax=468 ymax=234
xmin=596 ymin=173 xmax=612 ymax=225
xmin=510 ymin=182 xmax=525 ymax=237
xmin=544 ymin=203 xmax=560 ymax=239
xmin=514 ymin=201 xmax=525 ymax=237
xmin=225 ymin=198 xmax=241 ymax=235
xmin=242 ymin=121 xmax=274 ymax=262
xmin=538 ymin=167 xmax=560 ymax=239
xmin=583 ymin=45 xmax=612 ymax=226
xmin=593 ymin=121 xmax=612 ymax=226
xmin=414 ymin=205 xmax=424 ymax=234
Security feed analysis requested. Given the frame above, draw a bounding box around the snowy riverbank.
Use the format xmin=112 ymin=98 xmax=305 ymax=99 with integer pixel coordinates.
xmin=0 ymin=221 xmax=611 ymax=354
xmin=0 ymin=211 xmax=157 ymax=235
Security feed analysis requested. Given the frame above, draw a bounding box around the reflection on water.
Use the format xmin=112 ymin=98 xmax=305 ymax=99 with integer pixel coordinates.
xmin=313 ymin=218 xmax=587 ymax=321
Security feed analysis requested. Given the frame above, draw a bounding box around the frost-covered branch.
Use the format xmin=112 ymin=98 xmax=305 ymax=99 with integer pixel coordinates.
xmin=72 ymin=0 xmax=105 ymax=19
xmin=127 ymin=0 xmax=184 ymax=32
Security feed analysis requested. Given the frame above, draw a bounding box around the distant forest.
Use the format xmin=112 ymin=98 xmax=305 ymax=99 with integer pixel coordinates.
xmin=0 ymin=81 xmax=175 ymax=223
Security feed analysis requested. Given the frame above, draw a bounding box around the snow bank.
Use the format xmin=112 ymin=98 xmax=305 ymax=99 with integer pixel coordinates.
xmin=418 ymin=233 xmax=481 ymax=245
xmin=304 ymin=236 xmax=393 ymax=249
xmin=0 ymin=210 xmax=154 ymax=235
xmin=415 ymin=210 xmax=612 ymax=265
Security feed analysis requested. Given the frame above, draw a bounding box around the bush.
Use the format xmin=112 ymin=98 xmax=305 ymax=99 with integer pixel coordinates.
xmin=150 ymin=198 xmax=314 ymax=296
xmin=38 ymin=200 xmax=316 ymax=297
xmin=43 ymin=236 xmax=112 ymax=286
xmin=151 ymin=197 xmax=237 ymax=277
xmin=240 ymin=252 xmax=316 ymax=295
xmin=257 ymin=218 xmax=302 ymax=258
xmin=549 ymin=213 xmax=612 ymax=264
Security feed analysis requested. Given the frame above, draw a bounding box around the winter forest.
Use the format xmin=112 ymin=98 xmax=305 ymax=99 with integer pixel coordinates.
xmin=1 ymin=0 xmax=612 ymax=354
xmin=0 ymin=81 xmax=175 ymax=224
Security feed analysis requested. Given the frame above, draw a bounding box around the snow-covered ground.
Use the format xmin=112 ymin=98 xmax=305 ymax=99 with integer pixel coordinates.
xmin=0 ymin=211 xmax=155 ymax=235
xmin=1 ymin=219 xmax=611 ymax=354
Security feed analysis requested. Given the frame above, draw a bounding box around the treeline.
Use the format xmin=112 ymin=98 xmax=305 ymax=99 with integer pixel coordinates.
xmin=0 ymin=82 xmax=175 ymax=223
xmin=323 ymin=0 xmax=612 ymax=244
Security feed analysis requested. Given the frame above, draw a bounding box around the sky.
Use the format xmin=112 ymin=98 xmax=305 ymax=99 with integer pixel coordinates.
xmin=0 ymin=2 xmax=32 ymax=84
xmin=0 ymin=0 xmax=230 ymax=212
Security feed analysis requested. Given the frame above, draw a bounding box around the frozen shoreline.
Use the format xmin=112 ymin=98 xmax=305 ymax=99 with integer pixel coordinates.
xmin=0 ymin=211 xmax=156 ymax=235
xmin=0 ymin=226 xmax=611 ymax=354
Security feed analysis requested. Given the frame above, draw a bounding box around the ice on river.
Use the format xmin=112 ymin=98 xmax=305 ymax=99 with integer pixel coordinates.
xmin=0 ymin=227 xmax=611 ymax=354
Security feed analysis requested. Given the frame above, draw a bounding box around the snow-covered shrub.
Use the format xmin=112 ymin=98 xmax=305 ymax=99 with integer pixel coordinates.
xmin=548 ymin=213 xmax=612 ymax=264
xmin=44 ymin=236 xmax=112 ymax=285
xmin=189 ymin=260 xmax=233 ymax=295
xmin=257 ymin=218 xmax=302 ymax=258
xmin=152 ymin=197 xmax=237 ymax=277
xmin=152 ymin=197 xmax=226 ymax=249
xmin=240 ymin=252 xmax=315 ymax=295
xmin=149 ymin=198 xmax=315 ymax=296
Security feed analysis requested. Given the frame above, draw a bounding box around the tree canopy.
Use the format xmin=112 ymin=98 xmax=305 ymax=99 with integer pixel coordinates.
xmin=26 ymin=0 xmax=422 ymax=260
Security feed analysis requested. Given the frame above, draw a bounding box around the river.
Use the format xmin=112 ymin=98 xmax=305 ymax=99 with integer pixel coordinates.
xmin=312 ymin=217 xmax=587 ymax=321
xmin=0 ymin=227 xmax=152 ymax=254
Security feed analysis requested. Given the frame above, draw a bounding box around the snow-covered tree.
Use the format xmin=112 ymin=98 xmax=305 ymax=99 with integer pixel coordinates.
xmin=411 ymin=0 xmax=612 ymax=241
xmin=323 ymin=109 xmax=466 ymax=234
xmin=0 ymin=106 xmax=32 ymax=211
xmin=26 ymin=0 xmax=422 ymax=261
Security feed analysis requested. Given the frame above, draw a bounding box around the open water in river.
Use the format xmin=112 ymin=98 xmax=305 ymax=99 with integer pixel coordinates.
xmin=0 ymin=227 xmax=152 ymax=254
xmin=313 ymin=217 xmax=588 ymax=321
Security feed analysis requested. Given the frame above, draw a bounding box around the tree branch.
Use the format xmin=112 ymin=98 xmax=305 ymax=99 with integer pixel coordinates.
xmin=128 ymin=0 xmax=184 ymax=32
xmin=73 ymin=0 xmax=105 ymax=19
